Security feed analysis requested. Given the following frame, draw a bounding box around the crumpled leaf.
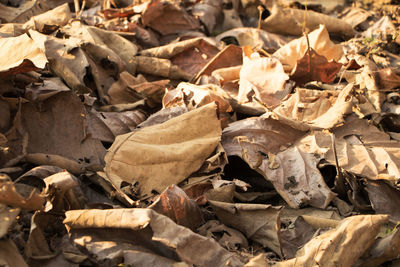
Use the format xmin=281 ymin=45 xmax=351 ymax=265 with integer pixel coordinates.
xmin=23 ymin=3 xmax=71 ymax=32
xmin=191 ymin=1 xmax=222 ymax=34
xmin=261 ymin=4 xmax=354 ymax=37
xmin=105 ymin=103 xmax=221 ymax=198
xmin=162 ymin=82 xmax=232 ymax=126
xmin=64 ymin=208 xmax=244 ymax=267
xmin=215 ymin=27 xmax=292 ymax=53
xmin=299 ymin=116 xmax=400 ymax=181
xmin=141 ymin=0 xmax=200 ymax=35
xmin=86 ymin=109 xmax=147 ymax=143
xmin=62 ymin=21 xmax=139 ymax=74
xmin=0 ymin=33 xmax=47 ymax=77
xmin=0 ymin=180 xmax=45 ymax=210
xmin=197 ymin=220 xmax=249 ymax=250
xmin=272 ymin=83 xmax=354 ymax=131
xmin=273 ymin=24 xmax=344 ymax=72
xmin=290 ymin=48 xmax=343 ymax=85
xmin=149 ymin=184 xmax=204 ymax=230
xmin=29 ymin=30 xmax=91 ymax=94
xmin=0 ymin=0 xmax=49 ymax=23
xmin=208 ymin=199 xmax=283 ymax=256
xmin=239 ymin=46 xmax=290 ymax=108
xmin=222 ymin=115 xmax=335 ymax=208
xmin=275 ymin=215 xmax=389 ymax=267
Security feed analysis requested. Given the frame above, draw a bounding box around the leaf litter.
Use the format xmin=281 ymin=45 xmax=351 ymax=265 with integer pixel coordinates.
xmin=1 ymin=0 xmax=400 ymax=266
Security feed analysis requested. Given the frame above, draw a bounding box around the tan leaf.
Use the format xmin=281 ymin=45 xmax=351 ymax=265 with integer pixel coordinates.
xmin=0 ymin=0 xmax=49 ymax=23
xmin=0 ymin=34 xmax=47 ymax=77
xmin=239 ymin=47 xmax=290 ymax=108
xmin=105 ymin=103 xmax=221 ymax=198
xmin=22 ymin=3 xmax=71 ymax=32
xmin=275 ymin=215 xmax=389 ymax=267
xmin=64 ymin=208 xmax=244 ymax=267
xmin=272 ymin=83 xmax=353 ymax=131
xmin=0 ymin=181 xmax=45 ymax=210
xmin=273 ymin=24 xmax=344 ymax=72
xmin=261 ymin=4 xmax=354 ymax=37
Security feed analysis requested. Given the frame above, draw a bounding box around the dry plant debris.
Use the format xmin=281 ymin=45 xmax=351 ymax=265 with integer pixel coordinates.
xmin=1 ymin=0 xmax=400 ymax=266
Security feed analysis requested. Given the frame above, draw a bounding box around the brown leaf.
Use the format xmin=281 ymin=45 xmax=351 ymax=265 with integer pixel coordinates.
xmin=149 ymin=184 xmax=204 ymax=230
xmin=0 ymin=0 xmax=49 ymax=23
xmin=365 ymin=180 xmax=400 ymax=223
xmin=86 ymin=109 xmax=147 ymax=143
xmin=105 ymin=103 xmax=221 ymax=198
xmin=290 ymin=48 xmax=343 ymax=85
xmin=64 ymin=208 xmax=244 ymax=267
xmin=4 ymin=91 xmax=106 ymax=173
xmin=141 ymin=0 xmax=200 ymax=35
xmin=377 ymin=67 xmax=400 ymax=91
xmin=208 ymin=200 xmax=283 ymax=256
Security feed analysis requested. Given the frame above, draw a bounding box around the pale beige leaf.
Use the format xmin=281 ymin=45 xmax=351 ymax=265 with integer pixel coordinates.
xmin=272 ymin=83 xmax=354 ymax=131
xmin=239 ymin=49 xmax=290 ymax=108
xmin=275 ymin=215 xmax=389 ymax=267
xmin=261 ymin=5 xmax=354 ymax=37
xmin=0 ymin=204 xmax=19 ymax=239
xmin=0 ymin=34 xmax=47 ymax=75
xmin=23 ymin=3 xmax=71 ymax=32
xmin=105 ymin=103 xmax=221 ymax=198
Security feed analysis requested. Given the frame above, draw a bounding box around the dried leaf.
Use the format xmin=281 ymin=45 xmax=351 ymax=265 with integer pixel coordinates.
xmin=0 ymin=34 xmax=47 ymax=77
xmin=105 ymin=103 xmax=221 ymax=198
xmin=0 ymin=239 xmax=28 ymax=267
xmin=273 ymin=25 xmax=344 ymax=72
xmin=149 ymin=184 xmax=204 ymax=230
xmin=0 ymin=0 xmax=49 ymax=23
xmin=23 ymin=3 xmax=71 ymax=32
xmin=290 ymin=48 xmax=343 ymax=85
xmin=64 ymin=208 xmax=244 ymax=266
xmin=261 ymin=4 xmax=354 ymax=37
xmin=272 ymin=83 xmax=353 ymax=131
xmin=377 ymin=68 xmax=400 ymax=91
xmin=0 ymin=204 xmax=19 ymax=238
xmin=208 ymin=200 xmax=283 ymax=256
xmin=275 ymin=215 xmax=389 ymax=267
xmin=5 ymin=91 xmax=106 ymax=173
xmin=365 ymin=180 xmax=400 ymax=222
xmin=86 ymin=109 xmax=147 ymax=143
xmin=141 ymin=0 xmax=200 ymax=35
xmin=0 ymin=181 xmax=45 ymax=210
xmin=239 ymin=47 xmax=290 ymax=108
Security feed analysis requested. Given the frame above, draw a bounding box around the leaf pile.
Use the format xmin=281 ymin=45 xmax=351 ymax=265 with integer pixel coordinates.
xmin=1 ymin=0 xmax=400 ymax=266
